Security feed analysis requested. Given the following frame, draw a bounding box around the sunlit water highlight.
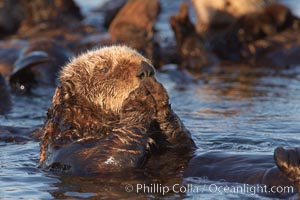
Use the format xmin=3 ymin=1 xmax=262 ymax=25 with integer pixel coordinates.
xmin=1 ymin=0 xmax=300 ymax=199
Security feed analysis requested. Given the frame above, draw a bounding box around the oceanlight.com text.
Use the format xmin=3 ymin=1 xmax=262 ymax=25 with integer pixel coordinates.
xmin=124 ymin=183 xmax=294 ymax=196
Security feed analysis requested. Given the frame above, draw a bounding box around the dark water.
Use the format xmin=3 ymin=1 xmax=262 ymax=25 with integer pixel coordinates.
xmin=1 ymin=0 xmax=300 ymax=199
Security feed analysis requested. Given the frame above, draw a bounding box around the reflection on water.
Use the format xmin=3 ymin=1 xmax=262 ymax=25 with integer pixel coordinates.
xmin=1 ymin=63 xmax=300 ymax=199
xmin=159 ymin=65 xmax=300 ymax=154
xmin=1 ymin=0 xmax=300 ymax=199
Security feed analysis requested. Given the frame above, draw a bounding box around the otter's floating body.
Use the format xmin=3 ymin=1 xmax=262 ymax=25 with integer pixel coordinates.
xmin=39 ymin=46 xmax=194 ymax=174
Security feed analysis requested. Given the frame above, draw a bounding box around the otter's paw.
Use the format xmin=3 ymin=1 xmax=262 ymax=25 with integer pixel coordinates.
xmin=274 ymin=147 xmax=300 ymax=190
xmin=121 ymin=84 xmax=157 ymax=126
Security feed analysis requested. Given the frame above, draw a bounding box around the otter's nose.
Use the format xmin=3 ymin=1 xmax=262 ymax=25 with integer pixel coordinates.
xmin=137 ymin=61 xmax=155 ymax=79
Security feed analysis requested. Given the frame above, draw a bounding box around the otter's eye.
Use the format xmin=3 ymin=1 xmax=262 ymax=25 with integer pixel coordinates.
xmin=100 ymin=67 xmax=109 ymax=73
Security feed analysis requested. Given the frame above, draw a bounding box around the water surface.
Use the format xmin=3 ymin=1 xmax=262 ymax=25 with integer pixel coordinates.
xmin=1 ymin=0 xmax=300 ymax=199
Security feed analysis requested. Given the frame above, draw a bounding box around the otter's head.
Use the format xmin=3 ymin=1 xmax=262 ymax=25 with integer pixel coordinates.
xmin=60 ymin=45 xmax=155 ymax=113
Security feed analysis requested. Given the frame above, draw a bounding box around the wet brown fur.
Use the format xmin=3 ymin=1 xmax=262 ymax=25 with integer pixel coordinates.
xmin=275 ymin=147 xmax=300 ymax=191
xmin=39 ymin=46 xmax=195 ymax=174
xmin=236 ymin=3 xmax=299 ymax=43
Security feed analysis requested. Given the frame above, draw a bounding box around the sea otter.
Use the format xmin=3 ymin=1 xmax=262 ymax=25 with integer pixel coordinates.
xmin=39 ymin=45 xmax=195 ymax=174
xmin=39 ymin=45 xmax=297 ymax=197
xmin=275 ymin=147 xmax=300 ymax=192
xmin=192 ymin=0 xmax=276 ymax=34
xmin=9 ymin=38 xmax=73 ymax=94
xmin=171 ymin=2 xmax=300 ymax=68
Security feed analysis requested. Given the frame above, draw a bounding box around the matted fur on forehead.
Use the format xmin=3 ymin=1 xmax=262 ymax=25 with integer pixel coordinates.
xmin=60 ymin=45 xmax=150 ymax=79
